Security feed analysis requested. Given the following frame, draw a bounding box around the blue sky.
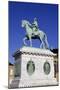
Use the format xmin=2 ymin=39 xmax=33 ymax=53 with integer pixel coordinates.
xmin=9 ymin=1 xmax=58 ymax=64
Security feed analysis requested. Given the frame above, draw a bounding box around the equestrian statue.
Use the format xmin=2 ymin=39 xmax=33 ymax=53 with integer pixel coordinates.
xmin=21 ymin=18 xmax=49 ymax=49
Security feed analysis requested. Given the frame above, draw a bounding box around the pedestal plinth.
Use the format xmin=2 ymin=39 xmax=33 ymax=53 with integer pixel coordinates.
xmin=9 ymin=46 xmax=58 ymax=88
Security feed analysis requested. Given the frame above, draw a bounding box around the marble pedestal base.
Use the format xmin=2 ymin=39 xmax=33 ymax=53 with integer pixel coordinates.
xmin=9 ymin=47 xmax=58 ymax=88
xmin=10 ymin=78 xmax=58 ymax=88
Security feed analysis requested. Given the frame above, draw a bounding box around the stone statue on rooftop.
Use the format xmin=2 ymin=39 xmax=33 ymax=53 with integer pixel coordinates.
xmin=21 ymin=18 xmax=49 ymax=49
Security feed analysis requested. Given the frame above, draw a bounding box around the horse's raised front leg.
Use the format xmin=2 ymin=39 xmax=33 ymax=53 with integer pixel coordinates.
xmin=23 ymin=37 xmax=27 ymax=46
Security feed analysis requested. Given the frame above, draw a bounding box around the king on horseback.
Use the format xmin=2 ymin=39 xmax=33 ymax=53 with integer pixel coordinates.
xmin=32 ymin=18 xmax=39 ymax=35
xmin=21 ymin=18 xmax=49 ymax=49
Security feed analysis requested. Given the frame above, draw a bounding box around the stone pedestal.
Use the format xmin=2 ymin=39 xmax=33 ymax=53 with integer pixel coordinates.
xmin=10 ymin=46 xmax=58 ymax=88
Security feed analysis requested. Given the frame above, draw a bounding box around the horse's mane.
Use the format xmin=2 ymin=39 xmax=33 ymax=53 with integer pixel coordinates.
xmin=22 ymin=19 xmax=31 ymax=24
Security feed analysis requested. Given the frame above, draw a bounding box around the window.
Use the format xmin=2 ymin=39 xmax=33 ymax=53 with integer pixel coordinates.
xmin=10 ymin=69 xmax=13 ymax=75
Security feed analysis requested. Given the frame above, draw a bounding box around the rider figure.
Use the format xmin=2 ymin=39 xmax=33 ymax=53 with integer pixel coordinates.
xmin=32 ymin=18 xmax=38 ymax=34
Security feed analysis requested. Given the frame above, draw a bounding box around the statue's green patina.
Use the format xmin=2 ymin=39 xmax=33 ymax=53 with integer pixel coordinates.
xmin=21 ymin=18 xmax=49 ymax=49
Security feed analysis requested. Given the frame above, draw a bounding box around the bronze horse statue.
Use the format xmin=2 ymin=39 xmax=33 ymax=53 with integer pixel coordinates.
xmin=21 ymin=20 xmax=49 ymax=49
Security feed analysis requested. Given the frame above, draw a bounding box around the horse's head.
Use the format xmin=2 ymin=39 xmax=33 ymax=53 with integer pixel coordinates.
xmin=21 ymin=20 xmax=28 ymax=28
